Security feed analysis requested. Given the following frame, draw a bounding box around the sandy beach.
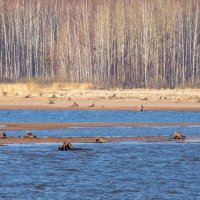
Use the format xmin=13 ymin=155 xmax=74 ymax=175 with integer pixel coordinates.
xmin=0 ymin=87 xmax=200 ymax=111
xmin=0 ymin=101 xmax=200 ymax=111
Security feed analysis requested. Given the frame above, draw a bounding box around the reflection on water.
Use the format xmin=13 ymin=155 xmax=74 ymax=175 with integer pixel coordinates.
xmin=1 ymin=142 xmax=200 ymax=199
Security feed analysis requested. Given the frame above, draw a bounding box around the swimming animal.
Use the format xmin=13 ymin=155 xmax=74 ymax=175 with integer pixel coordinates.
xmin=58 ymin=141 xmax=74 ymax=151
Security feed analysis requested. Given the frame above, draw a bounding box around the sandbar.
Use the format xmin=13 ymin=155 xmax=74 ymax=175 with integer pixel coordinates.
xmin=1 ymin=136 xmax=200 ymax=144
xmin=1 ymin=122 xmax=200 ymax=131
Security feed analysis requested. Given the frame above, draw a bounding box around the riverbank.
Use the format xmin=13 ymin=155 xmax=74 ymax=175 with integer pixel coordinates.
xmin=0 ymin=88 xmax=200 ymax=111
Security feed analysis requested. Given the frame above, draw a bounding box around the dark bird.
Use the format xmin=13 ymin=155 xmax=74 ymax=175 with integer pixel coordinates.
xmin=175 ymin=98 xmax=181 ymax=103
xmin=142 ymin=97 xmax=148 ymax=101
xmin=72 ymin=102 xmax=79 ymax=107
xmin=88 ymin=103 xmax=95 ymax=108
xmin=139 ymin=104 xmax=144 ymax=111
xmin=2 ymin=92 xmax=7 ymax=96
xmin=109 ymin=93 xmax=116 ymax=99
xmin=51 ymin=94 xmax=57 ymax=98
xmin=24 ymin=94 xmax=31 ymax=98
xmin=49 ymin=98 xmax=55 ymax=104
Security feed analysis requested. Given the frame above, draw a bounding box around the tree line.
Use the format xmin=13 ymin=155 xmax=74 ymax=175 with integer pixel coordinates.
xmin=0 ymin=0 xmax=200 ymax=88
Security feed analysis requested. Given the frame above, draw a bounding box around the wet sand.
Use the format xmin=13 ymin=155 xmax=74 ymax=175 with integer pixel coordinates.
xmin=1 ymin=136 xmax=200 ymax=144
xmin=0 ymin=136 xmax=180 ymax=144
xmin=0 ymin=101 xmax=200 ymax=111
xmin=1 ymin=122 xmax=200 ymax=131
xmin=0 ymin=122 xmax=199 ymax=144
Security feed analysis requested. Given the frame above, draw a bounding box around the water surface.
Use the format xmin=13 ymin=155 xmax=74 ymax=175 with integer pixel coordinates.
xmin=1 ymin=110 xmax=200 ymax=199
xmin=0 ymin=110 xmax=200 ymax=123
xmin=1 ymin=142 xmax=200 ymax=199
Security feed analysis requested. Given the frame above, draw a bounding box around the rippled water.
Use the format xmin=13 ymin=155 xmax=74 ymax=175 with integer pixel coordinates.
xmin=5 ymin=125 xmax=200 ymax=138
xmin=0 ymin=110 xmax=200 ymax=123
xmin=1 ymin=142 xmax=200 ymax=199
xmin=2 ymin=110 xmax=200 ymax=138
xmin=1 ymin=110 xmax=200 ymax=199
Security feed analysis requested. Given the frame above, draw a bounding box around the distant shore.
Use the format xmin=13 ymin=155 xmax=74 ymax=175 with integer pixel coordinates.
xmin=0 ymin=87 xmax=200 ymax=111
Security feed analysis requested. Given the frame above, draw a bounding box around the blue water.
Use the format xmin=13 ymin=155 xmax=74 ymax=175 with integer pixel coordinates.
xmin=1 ymin=110 xmax=200 ymax=199
xmin=1 ymin=142 xmax=200 ymax=199
xmin=0 ymin=110 xmax=200 ymax=123
xmin=5 ymin=126 xmax=200 ymax=138
xmin=1 ymin=110 xmax=200 ymax=138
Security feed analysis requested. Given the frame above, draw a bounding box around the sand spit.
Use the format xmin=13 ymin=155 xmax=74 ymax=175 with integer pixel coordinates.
xmin=1 ymin=122 xmax=200 ymax=131
xmin=1 ymin=136 xmax=200 ymax=144
xmin=0 ymin=136 xmax=176 ymax=144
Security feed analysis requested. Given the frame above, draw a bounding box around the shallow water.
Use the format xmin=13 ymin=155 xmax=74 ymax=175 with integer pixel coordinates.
xmin=2 ymin=110 xmax=200 ymax=138
xmin=5 ymin=125 xmax=200 ymax=138
xmin=0 ymin=110 xmax=200 ymax=123
xmin=1 ymin=110 xmax=200 ymax=199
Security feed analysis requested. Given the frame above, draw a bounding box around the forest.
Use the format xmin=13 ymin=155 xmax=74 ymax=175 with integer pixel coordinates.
xmin=0 ymin=0 xmax=200 ymax=88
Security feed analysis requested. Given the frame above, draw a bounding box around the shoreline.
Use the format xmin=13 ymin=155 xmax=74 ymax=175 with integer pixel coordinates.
xmin=1 ymin=122 xmax=200 ymax=131
xmin=0 ymin=88 xmax=200 ymax=111
xmin=0 ymin=102 xmax=200 ymax=111
xmin=0 ymin=88 xmax=199 ymax=144
xmin=1 ymin=136 xmax=200 ymax=144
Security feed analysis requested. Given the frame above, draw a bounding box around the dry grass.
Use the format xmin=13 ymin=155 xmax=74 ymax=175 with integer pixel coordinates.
xmin=0 ymin=81 xmax=93 ymax=96
xmin=0 ymin=82 xmax=39 ymax=96
xmin=0 ymin=81 xmax=200 ymax=103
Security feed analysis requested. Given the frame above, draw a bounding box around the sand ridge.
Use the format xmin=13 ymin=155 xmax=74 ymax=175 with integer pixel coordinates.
xmin=1 ymin=136 xmax=200 ymax=144
xmin=1 ymin=122 xmax=200 ymax=131
xmin=0 ymin=88 xmax=200 ymax=111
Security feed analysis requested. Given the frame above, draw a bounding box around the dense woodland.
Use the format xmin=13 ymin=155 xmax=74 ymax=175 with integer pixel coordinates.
xmin=0 ymin=0 xmax=200 ymax=88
